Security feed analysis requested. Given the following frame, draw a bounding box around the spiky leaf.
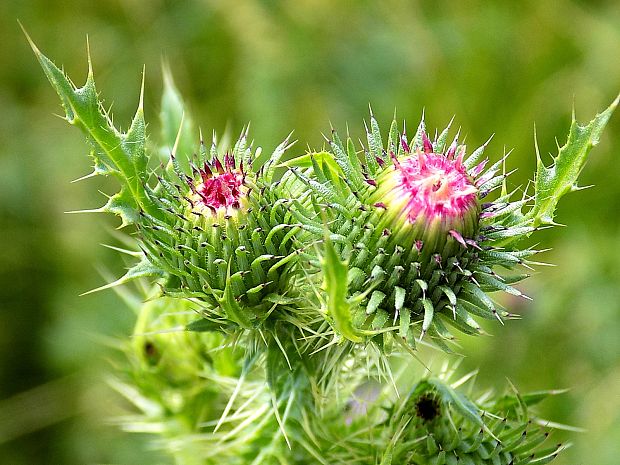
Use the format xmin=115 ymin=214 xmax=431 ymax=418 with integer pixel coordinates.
xmin=25 ymin=32 xmax=161 ymax=222
xmin=527 ymin=96 xmax=618 ymax=226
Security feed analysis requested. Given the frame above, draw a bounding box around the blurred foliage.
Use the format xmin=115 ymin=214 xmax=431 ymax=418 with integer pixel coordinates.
xmin=0 ymin=0 xmax=618 ymax=463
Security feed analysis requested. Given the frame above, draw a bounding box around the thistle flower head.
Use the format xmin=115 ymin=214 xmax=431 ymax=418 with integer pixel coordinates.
xmin=193 ymin=154 xmax=246 ymax=214
xmin=134 ymin=130 xmax=308 ymax=331
xmin=300 ymin=114 xmax=519 ymax=349
xmin=30 ymin=35 xmax=617 ymax=465
xmin=314 ymin=375 xmax=568 ymax=465
xmin=393 ymin=147 xmax=478 ymax=224
xmin=373 ymin=132 xmax=481 ymax=255
xmin=389 ymin=379 xmax=568 ymax=464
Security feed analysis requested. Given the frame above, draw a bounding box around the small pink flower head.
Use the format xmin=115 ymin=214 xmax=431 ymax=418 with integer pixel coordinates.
xmin=193 ymin=153 xmax=246 ymax=215
xmin=372 ymin=132 xmax=480 ymax=253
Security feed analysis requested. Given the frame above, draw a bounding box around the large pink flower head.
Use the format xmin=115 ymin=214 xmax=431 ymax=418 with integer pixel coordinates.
xmin=395 ymin=136 xmax=478 ymax=228
xmin=371 ymin=131 xmax=481 ymax=255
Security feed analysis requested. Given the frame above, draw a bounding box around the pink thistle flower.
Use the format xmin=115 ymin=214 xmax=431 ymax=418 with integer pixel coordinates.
xmin=396 ymin=151 xmax=478 ymax=227
xmin=372 ymin=132 xmax=480 ymax=250
xmin=192 ymin=154 xmax=246 ymax=215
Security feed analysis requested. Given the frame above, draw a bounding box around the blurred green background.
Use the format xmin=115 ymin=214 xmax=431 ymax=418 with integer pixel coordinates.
xmin=1 ymin=0 xmax=619 ymax=463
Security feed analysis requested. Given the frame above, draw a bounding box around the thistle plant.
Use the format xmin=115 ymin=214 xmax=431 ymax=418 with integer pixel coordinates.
xmin=26 ymin=29 xmax=618 ymax=464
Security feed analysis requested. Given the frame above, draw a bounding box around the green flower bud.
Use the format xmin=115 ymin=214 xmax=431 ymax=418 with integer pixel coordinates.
xmin=138 ymin=130 xmax=304 ymax=330
xmin=292 ymin=114 xmax=527 ymax=350
xmin=388 ymin=379 xmax=567 ymax=465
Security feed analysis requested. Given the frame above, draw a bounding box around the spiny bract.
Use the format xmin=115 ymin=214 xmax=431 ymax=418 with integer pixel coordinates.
xmin=113 ymin=297 xmax=290 ymax=465
xmin=388 ymin=379 xmax=567 ymax=465
xmin=26 ymin=36 xmax=327 ymax=337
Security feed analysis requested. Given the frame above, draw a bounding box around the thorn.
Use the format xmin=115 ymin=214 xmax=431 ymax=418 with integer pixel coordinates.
xmin=138 ymin=64 xmax=146 ymax=112
xmin=465 ymin=239 xmax=482 ymax=250
xmin=214 ymin=157 xmax=224 ymax=173
xmin=400 ymin=134 xmax=411 ymax=153
xmin=446 ymin=141 xmax=457 ymax=159
xmin=19 ymin=21 xmax=42 ymax=56
xmin=70 ymin=171 xmax=99 ymax=183
xmin=64 ymin=207 xmax=102 ymax=214
xmin=422 ymin=131 xmax=433 ymax=153
xmin=455 ymin=145 xmax=466 ymax=167
xmin=471 ymin=158 xmax=488 ymax=177
xmin=448 ymin=230 xmax=467 ymax=248
xmin=172 ymin=113 xmax=185 ymax=159
xmin=200 ymin=163 xmax=212 ymax=181
xmin=243 ymin=121 xmax=251 ymax=139
xmin=85 ymin=35 xmax=94 ymax=81
xmin=389 ymin=150 xmax=400 ymax=168
xmin=445 ymin=114 xmax=455 ymax=133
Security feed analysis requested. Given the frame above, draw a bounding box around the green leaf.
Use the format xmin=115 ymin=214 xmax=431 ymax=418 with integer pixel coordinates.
xmin=263 ymin=133 xmax=295 ymax=182
xmin=279 ymin=151 xmax=342 ymax=175
xmin=527 ymin=95 xmax=618 ymax=226
xmin=24 ymin=31 xmax=161 ymax=221
xmin=426 ymin=379 xmax=483 ymax=427
xmin=460 ymin=281 xmax=496 ymax=313
xmin=102 ymin=186 xmax=140 ymax=228
xmin=328 ymin=133 xmax=356 ymax=187
xmin=186 ymin=318 xmax=231 ymax=332
xmin=492 ymin=388 xmax=569 ymax=414
xmin=421 ymin=298 xmax=434 ymax=335
xmin=216 ymin=265 xmax=254 ymax=329
xmin=160 ymin=64 xmax=195 ymax=159
xmin=322 ymin=234 xmax=363 ymax=343
xmin=366 ymin=290 xmax=386 ymax=315
xmin=399 ymin=306 xmax=410 ymax=338
xmin=439 ymin=285 xmax=457 ymax=306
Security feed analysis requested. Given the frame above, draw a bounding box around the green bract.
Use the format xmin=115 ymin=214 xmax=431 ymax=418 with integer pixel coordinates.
xmin=139 ymin=130 xmax=305 ymax=331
